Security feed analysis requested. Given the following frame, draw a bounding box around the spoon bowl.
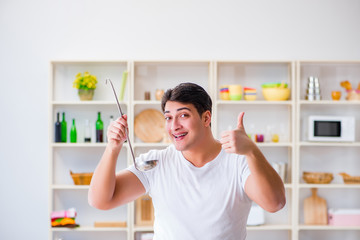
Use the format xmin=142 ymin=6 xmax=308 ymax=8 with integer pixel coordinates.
xmin=106 ymin=78 xmax=158 ymax=172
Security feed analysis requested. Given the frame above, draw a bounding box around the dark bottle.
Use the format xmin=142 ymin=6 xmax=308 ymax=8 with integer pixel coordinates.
xmin=55 ymin=112 xmax=61 ymax=142
xmin=61 ymin=112 xmax=67 ymax=142
xmin=70 ymin=118 xmax=77 ymax=143
xmin=96 ymin=112 xmax=104 ymax=142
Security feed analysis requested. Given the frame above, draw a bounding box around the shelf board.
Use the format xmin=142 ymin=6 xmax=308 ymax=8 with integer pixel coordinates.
xmin=299 ymin=100 xmax=360 ymax=105
xmin=51 ymin=226 xmax=128 ymax=232
xmin=299 ymin=225 xmax=360 ymax=230
xmin=256 ymin=142 xmax=293 ymax=147
xmin=216 ymin=100 xmax=293 ymax=105
xmin=52 ymin=101 xmax=128 ymax=105
xmin=247 ymin=225 xmax=292 ymax=230
xmin=133 ymin=142 xmax=292 ymax=148
xmin=299 ymin=142 xmax=360 ymax=147
xmin=134 ymin=226 xmax=154 ymax=232
xmin=299 ymin=184 xmax=360 ymax=189
xmin=51 ymin=143 xmax=114 ymax=147
xmin=133 ymin=100 xmax=162 ymax=105
xmin=133 ymin=225 xmax=293 ymax=232
xmin=51 ymin=185 xmax=89 ymax=190
xmin=134 ymin=143 xmax=171 ymax=148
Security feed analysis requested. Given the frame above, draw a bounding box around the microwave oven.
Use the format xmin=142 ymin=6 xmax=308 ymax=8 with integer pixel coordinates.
xmin=308 ymin=115 xmax=355 ymax=142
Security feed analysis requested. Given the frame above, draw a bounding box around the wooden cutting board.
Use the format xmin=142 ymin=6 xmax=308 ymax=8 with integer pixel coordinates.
xmin=304 ymin=188 xmax=328 ymax=225
xmin=134 ymin=109 xmax=165 ymax=143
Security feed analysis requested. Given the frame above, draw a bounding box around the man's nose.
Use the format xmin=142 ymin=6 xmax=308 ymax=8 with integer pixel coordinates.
xmin=171 ymin=118 xmax=181 ymax=131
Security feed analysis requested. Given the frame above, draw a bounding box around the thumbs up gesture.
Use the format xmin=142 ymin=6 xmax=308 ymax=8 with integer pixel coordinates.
xmin=220 ymin=112 xmax=256 ymax=155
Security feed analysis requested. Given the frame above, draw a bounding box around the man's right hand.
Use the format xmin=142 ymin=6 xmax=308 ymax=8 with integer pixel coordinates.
xmin=107 ymin=115 xmax=128 ymax=150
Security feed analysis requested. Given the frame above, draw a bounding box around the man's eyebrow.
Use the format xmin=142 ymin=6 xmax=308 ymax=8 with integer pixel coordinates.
xmin=164 ymin=107 xmax=191 ymax=114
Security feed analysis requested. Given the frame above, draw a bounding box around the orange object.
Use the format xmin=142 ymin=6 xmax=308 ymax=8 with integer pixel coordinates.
xmin=331 ymin=91 xmax=341 ymax=100
xmin=340 ymin=80 xmax=352 ymax=90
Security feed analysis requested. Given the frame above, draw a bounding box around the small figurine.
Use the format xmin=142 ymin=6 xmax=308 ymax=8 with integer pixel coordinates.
xmin=340 ymin=81 xmax=360 ymax=100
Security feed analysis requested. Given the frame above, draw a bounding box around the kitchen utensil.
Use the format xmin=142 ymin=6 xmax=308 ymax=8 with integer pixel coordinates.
xmin=134 ymin=109 xmax=165 ymax=143
xmin=106 ymin=79 xmax=158 ymax=172
xmin=94 ymin=221 xmax=127 ymax=227
xmin=136 ymin=194 xmax=154 ymax=226
xmin=304 ymin=188 xmax=328 ymax=225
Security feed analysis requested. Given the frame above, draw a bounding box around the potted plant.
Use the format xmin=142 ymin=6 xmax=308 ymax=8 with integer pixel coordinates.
xmin=73 ymin=72 xmax=98 ymax=100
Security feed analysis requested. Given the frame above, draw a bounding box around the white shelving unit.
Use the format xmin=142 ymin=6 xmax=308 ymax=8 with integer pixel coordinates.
xmin=49 ymin=60 xmax=360 ymax=240
xmin=295 ymin=61 xmax=360 ymax=240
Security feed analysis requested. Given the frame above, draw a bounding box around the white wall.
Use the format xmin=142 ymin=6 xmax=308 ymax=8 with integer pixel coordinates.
xmin=0 ymin=0 xmax=359 ymax=239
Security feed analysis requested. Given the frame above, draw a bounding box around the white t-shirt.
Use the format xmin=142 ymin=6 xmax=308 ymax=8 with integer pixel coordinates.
xmin=127 ymin=144 xmax=252 ymax=240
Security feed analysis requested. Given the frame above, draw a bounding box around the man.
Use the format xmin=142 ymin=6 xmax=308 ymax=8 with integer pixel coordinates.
xmin=88 ymin=82 xmax=285 ymax=240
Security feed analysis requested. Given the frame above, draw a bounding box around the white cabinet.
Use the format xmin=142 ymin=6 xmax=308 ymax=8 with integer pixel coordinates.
xmin=296 ymin=61 xmax=360 ymax=240
xmin=49 ymin=61 xmax=130 ymax=240
xmin=49 ymin=60 xmax=360 ymax=240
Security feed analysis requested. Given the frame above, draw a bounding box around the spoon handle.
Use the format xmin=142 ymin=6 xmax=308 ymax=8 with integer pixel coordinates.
xmin=106 ymin=79 xmax=138 ymax=168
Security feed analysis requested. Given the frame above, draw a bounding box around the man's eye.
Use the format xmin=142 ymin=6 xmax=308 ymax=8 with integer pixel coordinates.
xmin=180 ymin=114 xmax=188 ymax=118
xmin=165 ymin=116 xmax=170 ymax=120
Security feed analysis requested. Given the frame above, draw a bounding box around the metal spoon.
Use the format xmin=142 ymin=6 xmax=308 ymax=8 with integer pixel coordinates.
xmin=106 ymin=78 xmax=158 ymax=172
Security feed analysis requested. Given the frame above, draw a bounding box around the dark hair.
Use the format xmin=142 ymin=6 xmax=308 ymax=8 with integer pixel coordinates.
xmin=161 ymin=82 xmax=212 ymax=117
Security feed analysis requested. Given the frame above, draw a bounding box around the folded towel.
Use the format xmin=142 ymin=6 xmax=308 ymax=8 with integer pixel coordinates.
xmin=51 ymin=208 xmax=77 ymax=220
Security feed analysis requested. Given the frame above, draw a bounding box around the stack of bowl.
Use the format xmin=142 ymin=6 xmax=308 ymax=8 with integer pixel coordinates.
xmin=262 ymin=82 xmax=290 ymax=101
xmin=228 ymin=84 xmax=243 ymax=100
xmin=244 ymin=87 xmax=257 ymax=101
xmin=219 ymin=86 xmax=230 ymax=100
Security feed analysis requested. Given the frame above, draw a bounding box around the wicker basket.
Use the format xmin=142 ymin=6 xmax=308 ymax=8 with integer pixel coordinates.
xmin=339 ymin=172 xmax=360 ymax=184
xmin=303 ymin=171 xmax=333 ymax=184
xmin=70 ymin=170 xmax=93 ymax=185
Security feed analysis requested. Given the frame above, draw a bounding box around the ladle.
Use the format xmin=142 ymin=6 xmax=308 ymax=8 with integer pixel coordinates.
xmin=106 ymin=79 xmax=158 ymax=172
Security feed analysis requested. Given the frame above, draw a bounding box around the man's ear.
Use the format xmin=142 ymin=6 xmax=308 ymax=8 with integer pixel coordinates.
xmin=202 ymin=110 xmax=212 ymax=127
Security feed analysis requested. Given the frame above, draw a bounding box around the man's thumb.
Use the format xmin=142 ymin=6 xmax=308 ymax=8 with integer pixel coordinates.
xmin=237 ymin=112 xmax=245 ymax=129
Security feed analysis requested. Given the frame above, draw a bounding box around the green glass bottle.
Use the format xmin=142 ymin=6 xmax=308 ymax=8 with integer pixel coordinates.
xmin=70 ymin=118 xmax=77 ymax=143
xmin=61 ymin=112 xmax=67 ymax=142
xmin=96 ymin=112 xmax=104 ymax=142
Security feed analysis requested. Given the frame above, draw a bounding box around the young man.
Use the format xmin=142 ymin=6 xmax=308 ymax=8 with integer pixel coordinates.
xmin=88 ymin=82 xmax=285 ymax=240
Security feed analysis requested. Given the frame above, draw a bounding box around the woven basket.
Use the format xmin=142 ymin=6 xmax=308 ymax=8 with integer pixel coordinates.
xmin=303 ymin=171 xmax=333 ymax=184
xmin=339 ymin=172 xmax=360 ymax=184
xmin=70 ymin=170 xmax=93 ymax=185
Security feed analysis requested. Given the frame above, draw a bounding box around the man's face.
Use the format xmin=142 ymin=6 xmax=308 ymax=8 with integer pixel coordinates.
xmin=164 ymin=101 xmax=207 ymax=151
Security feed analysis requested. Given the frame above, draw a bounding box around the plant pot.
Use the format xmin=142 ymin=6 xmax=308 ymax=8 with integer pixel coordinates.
xmin=78 ymin=89 xmax=94 ymax=101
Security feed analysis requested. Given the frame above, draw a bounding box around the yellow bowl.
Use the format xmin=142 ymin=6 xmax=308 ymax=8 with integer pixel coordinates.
xmin=262 ymin=88 xmax=290 ymax=101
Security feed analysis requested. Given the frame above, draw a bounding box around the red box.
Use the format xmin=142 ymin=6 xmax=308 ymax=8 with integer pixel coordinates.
xmin=328 ymin=208 xmax=360 ymax=226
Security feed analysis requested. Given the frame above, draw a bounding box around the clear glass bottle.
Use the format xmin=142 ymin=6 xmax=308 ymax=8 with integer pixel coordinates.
xmin=84 ymin=119 xmax=91 ymax=143
xmin=106 ymin=115 xmax=114 ymax=142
